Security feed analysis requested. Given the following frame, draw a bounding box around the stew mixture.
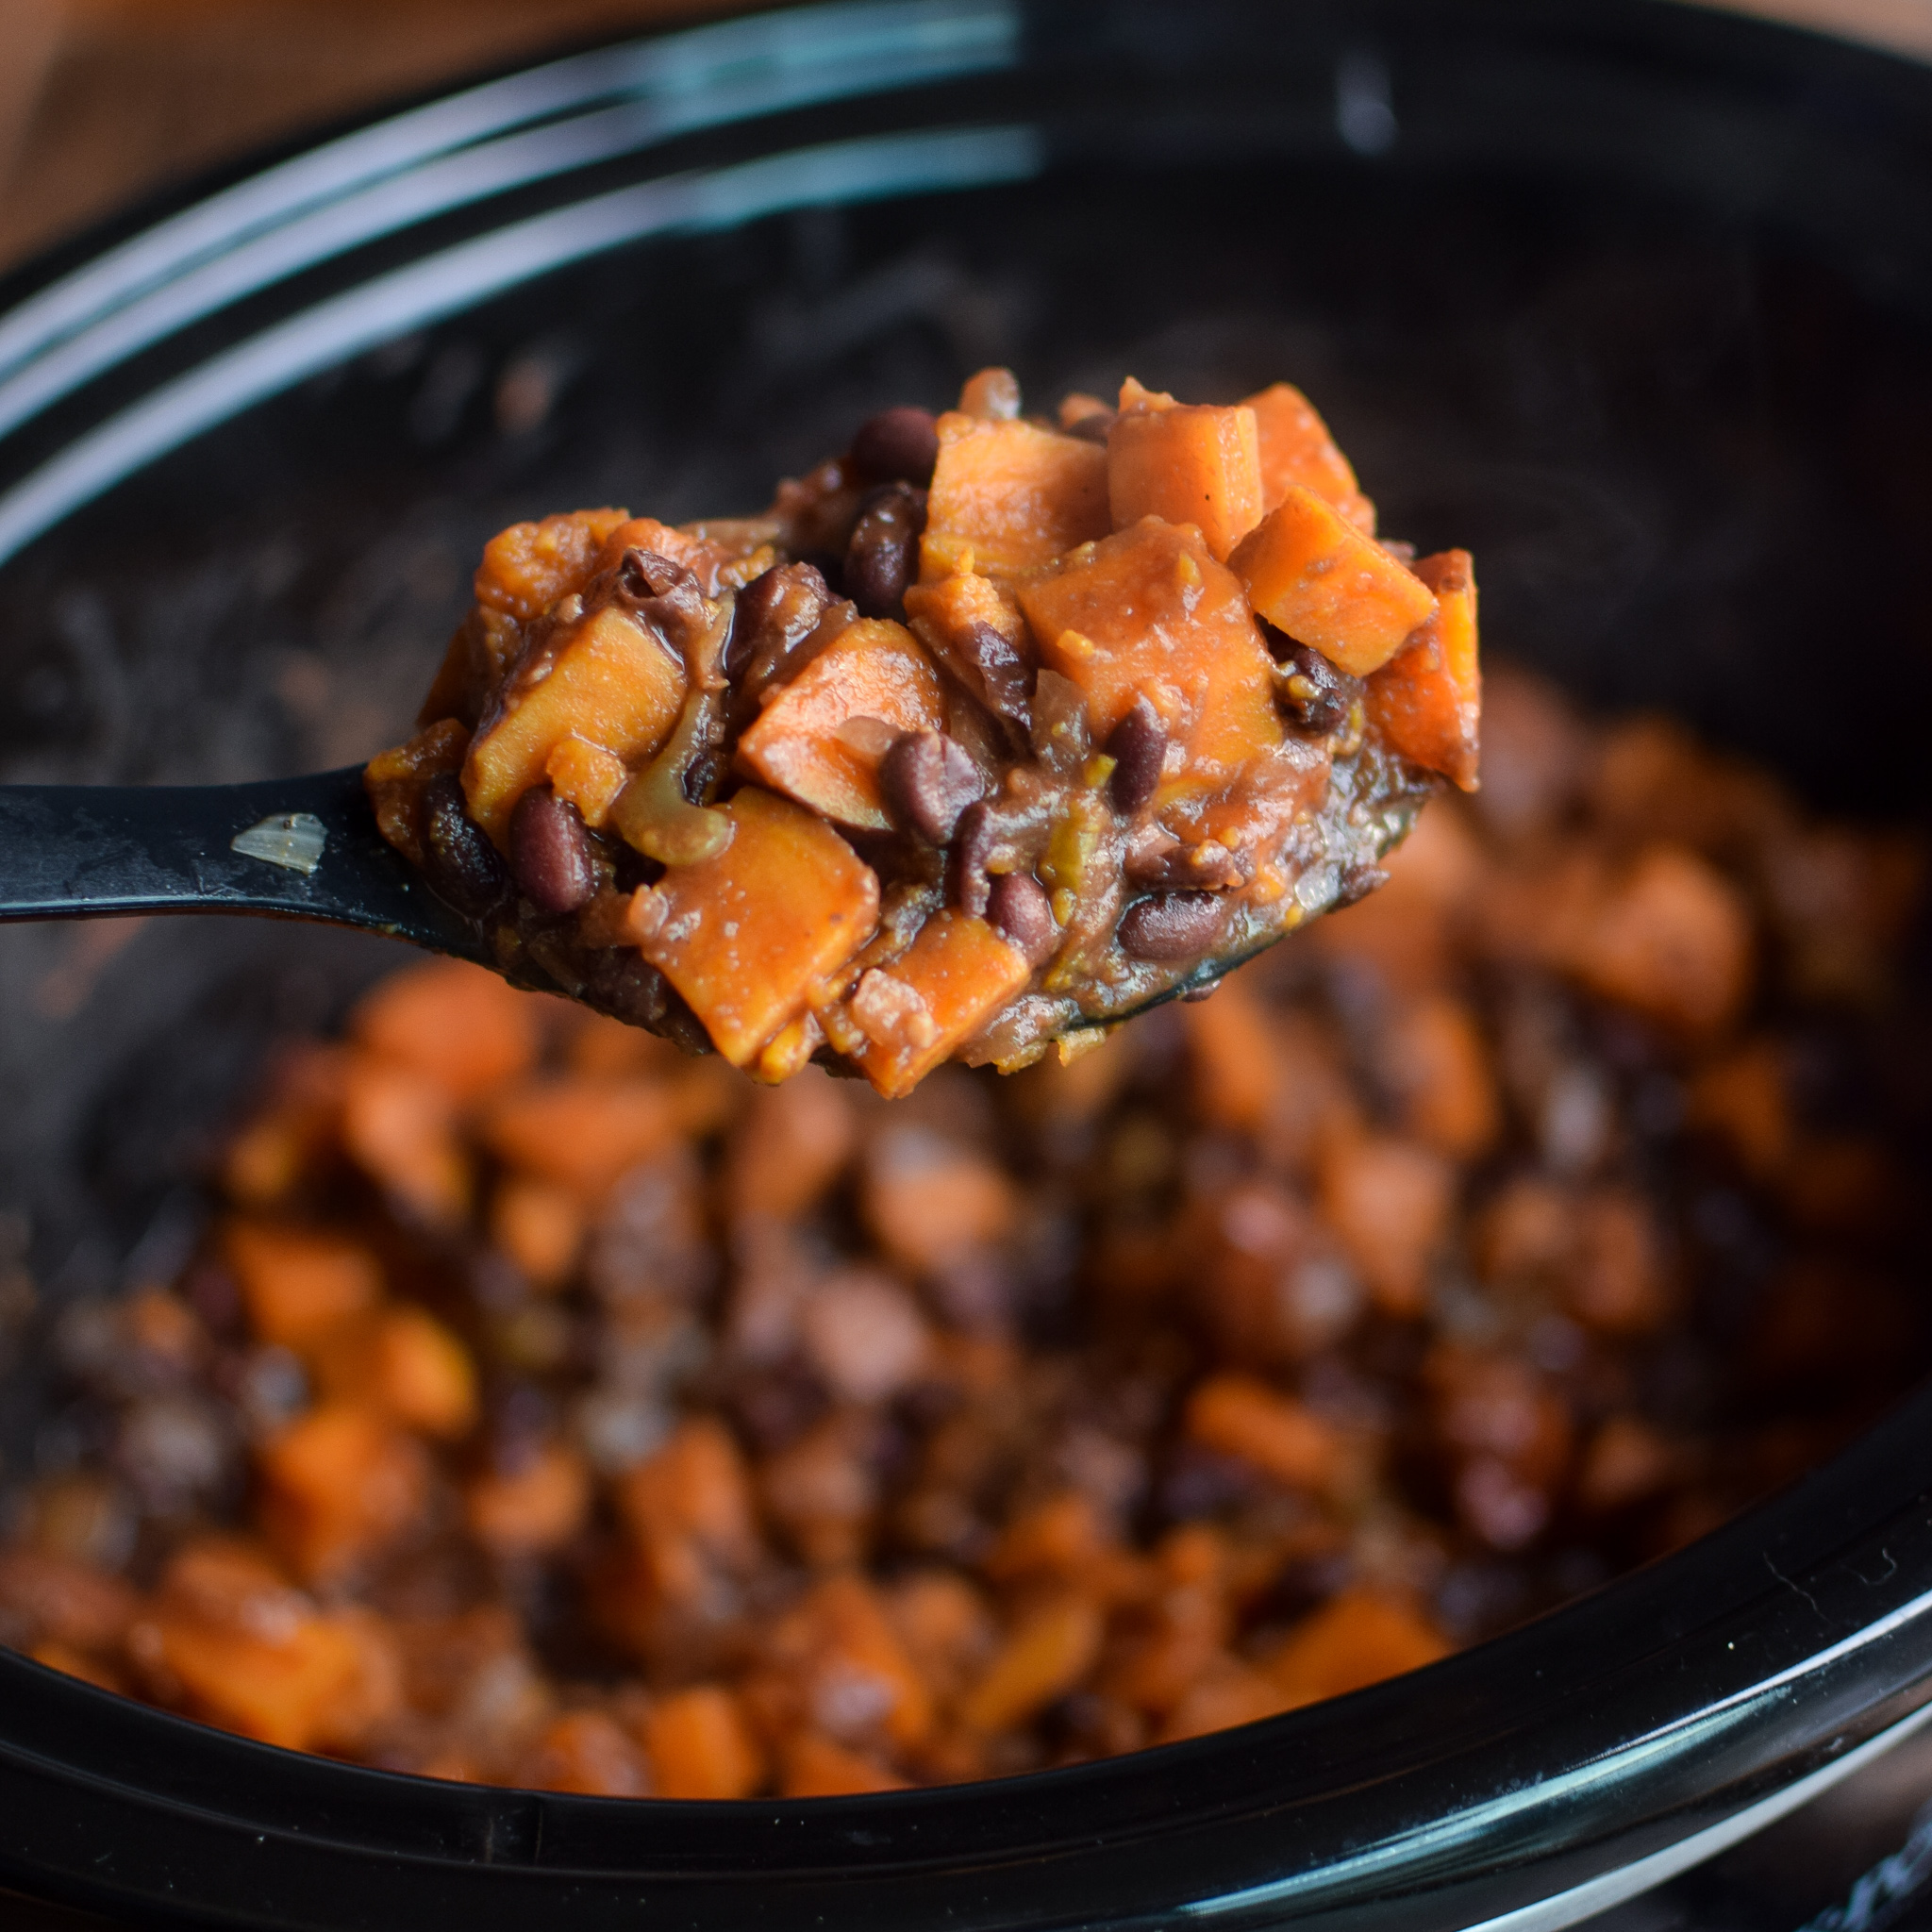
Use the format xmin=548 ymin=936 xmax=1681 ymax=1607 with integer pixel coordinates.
xmin=0 ymin=663 xmax=1922 ymax=1797
xmin=364 ymin=372 xmax=1480 ymax=1091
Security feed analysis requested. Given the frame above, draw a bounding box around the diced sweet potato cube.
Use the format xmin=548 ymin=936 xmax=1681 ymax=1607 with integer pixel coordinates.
xmin=861 ymin=1123 xmax=1017 ymax=1271
xmin=958 ymin=1592 xmax=1102 ymax=1734
xmin=339 ymin=1051 xmax=470 ymax=1227
xmin=901 ymin=572 xmax=1035 ymax=723
xmin=641 ymin=1685 xmax=766 ymax=1798
xmin=1571 ymin=844 xmax=1753 ymax=1038
xmin=224 ymin=1221 xmax=381 ymax=1354
xmin=1107 ymin=403 xmax=1263 ymax=560
xmin=481 ymin=1076 xmax=681 ymax=1198
xmin=1243 ymin=382 xmax=1375 ymax=532
xmin=1317 ymin=1134 xmax=1456 ymax=1315
xmin=780 ymin=1732 xmax=908 ymax=1796
xmin=463 ymin=602 xmax=687 ymax=844
xmin=843 ymin=910 xmax=1032 ymax=1100
xmin=750 ymin=1573 xmax=934 ymax=1752
xmin=1018 ymin=520 xmax=1281 ymax=789
xmin=1366 ymin=549 xmax=1480 ymax=790
xmin=920 ymin=413 xmax=1110 ymax=582
xmin=350 ymin=958 xmax=541 ymax=1101
xmin=1184 ymin=1374 xmax=1339 ymax=1491
xmin=1231 ymin=486 xmax=1436 ymax=677
xmin=1156 ymin=1656 xmax=1292 ymax=1743
xmin=545 ymin=734 xmax=631 ymax=828
xmin=1381 ymin=994 xmax=1500 ymax=1160
xmin=518 ymin=1710 xmax=648 ymax=1796
xmin=725 ymin=1070 xmax=857 ymax=1222
xmin=367 ymin=1307 xmax=477 ymax=1438
xmin=490 ymin=1176 xmax=586 ymax=1287
xmin=630 ymin=787 xmax=879 ymax=1068
xmin=151 ymin=1604 xmax=371 ymax=1751
xmin=0 ymin=1547 xmax=139 ymax=1652
xmin=736 ymin=619 xmax=944 ymax=829
xmin=257 ymin=1404 xmax=428 ymax=1584
xmin=474 ymin=508 xmax=631 ymax=620
xmin=616 ymin=1418 xmax=762 ymax=1579
xmin=1261 ymin=1588 xmax=1450 ymax=1708
xmin=466 ymin=1441 xmax=591 ymax=1557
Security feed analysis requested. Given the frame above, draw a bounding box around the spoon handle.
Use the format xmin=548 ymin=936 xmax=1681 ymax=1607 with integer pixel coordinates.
xmin=0 ymin=765 xmax=486 ymax=959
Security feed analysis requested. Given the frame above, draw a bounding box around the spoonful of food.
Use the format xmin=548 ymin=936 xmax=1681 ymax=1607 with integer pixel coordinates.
xmin=0 ymin=370 xmax=1480 ymax=1095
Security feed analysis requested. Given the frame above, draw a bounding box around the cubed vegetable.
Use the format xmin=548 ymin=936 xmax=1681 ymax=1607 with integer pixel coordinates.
xmin=545 ymin=734 xmax=632 ymax=827
xmin=629 ymin=787 xmax=880 ymax=1067
xmin=641 ymin=1685 xmax=765 ymax=1798
xmin=1018 ymin=519 xmax=1282 ymax=789
xmin=1243 ymin=382 xmax=1375 ymax=532
xmin=1365 ymin=549 xmax=1480 ymax=790
xmin=1231 ymin=485 xmax=1436 ymax=677
xmin=474 ymin=508 xmax=631 ymax=621
xmin=736 ymin=619 xmax=945 ymax=828
xmin=1261 ymin=1588 xmax=1449 ymax=1708
xmin=1107 ymin=402 xmax=1263 ymax=560
xmin=1184 ymin=1374 xmax=1340 ymax=1490
xmin=349 ymin=958 xmax=540 ymax=1101
xmin=223 ymin=1221 xmax=382 ymax=1355
xmin=920 ymin=414 xmax=1110 ymax=582
xmin=257 ymin=1404 xmax=428 ymax=1584
xmin=843 ymin=910 xmax=1032 ymax=1100
xmin=463 ymin=603 xmax=688 ymax=844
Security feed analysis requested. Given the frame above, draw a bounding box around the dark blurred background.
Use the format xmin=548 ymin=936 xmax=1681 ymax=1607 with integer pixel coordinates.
xmin=0 ymin=0 xmax=1925 ymax=277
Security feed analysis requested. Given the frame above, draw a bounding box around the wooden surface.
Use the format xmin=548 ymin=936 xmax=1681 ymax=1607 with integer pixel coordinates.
xmin=0 ymin=0 xmax=1924 ymax=275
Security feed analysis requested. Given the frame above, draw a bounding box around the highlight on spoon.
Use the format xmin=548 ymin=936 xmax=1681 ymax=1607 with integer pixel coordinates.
xmin=365 ymin=368 xmax=1481 ymax=1093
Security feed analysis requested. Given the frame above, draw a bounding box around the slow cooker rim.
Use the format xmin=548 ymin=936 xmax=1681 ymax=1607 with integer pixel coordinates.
xmin=2 ymin=0 xmax=1931 ymax=1925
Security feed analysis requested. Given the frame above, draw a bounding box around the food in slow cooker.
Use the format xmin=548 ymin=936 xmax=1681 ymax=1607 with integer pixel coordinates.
xmin=365 ymin=373 xmax=1480 ymax=1093
xmin=3 ymin=664 xmax=1922 ymax=1797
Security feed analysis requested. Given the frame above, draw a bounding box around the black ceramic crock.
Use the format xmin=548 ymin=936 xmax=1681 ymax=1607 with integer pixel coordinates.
xmin=2 ymin=1 xmax=1931 ymax=1924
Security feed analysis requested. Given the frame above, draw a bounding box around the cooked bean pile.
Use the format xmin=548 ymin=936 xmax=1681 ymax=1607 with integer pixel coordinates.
xmin=1 ymin=668 xmax=1923 ymax=1797
xmin=366 ymin=372 xmax=1478 ymax=1095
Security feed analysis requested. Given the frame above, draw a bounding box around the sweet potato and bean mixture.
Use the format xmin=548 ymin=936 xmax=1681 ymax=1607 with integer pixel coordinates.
xmin=2 ymin=664 xmax=1924 ymax=1797
xmin=365 ymin=372 xmax=1480 ymax=1091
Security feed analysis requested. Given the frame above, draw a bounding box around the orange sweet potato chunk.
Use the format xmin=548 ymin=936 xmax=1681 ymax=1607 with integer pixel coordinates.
xmin=641 ymin=1685 xmax=766 ymax=1799
xmin=1232 ymin=486 xmax=1435 ymax=678
xmin=845 ymin=910 xmax=1032 ymax=1100
xmin=1365 ymin=549 xmax=1480 ymax=791
xmin=481 ymin=1076 xmax=683 ymax=1197
xmin=257 ymin=1404 xmax=429 ymax=1585
xmin=1184 ymin=1374 xmax=1340 ymax=1491
xmin=736 ymin=619 xmax=944 ymax=829
xmin=958 ymin=1593 xmax=1103 ymax=1734
xmin=1017 ymin=519 xmax=1282 ymax=788
xmin=463 ymin=603 xmax=688 ymax=844
xmin=153 ymin=1603 xmax=370 ymax=1751
xmin=1261 ymin=1587 xmax=1450 ymax=1709
xmin=920 ymin=413 xmax=1110 ymax=582
xmin=339 ymin=1052 xmax=470 ymax=1228
xmin=631 ymin=787 xmax=879 ymax=1067
xmin=475 ymin=508 xmax=631 ymax=621
xmin=1107 ymin=403 xmax=1263 ymax=560
xmin=224 ymin=1221 xmax=382 ymax=1355
xmin=780 ymin=1733 xmax=908 ymax=1796
xmin=1243 ymin=383 xmax=1376 ymax=533
xmin=350 ymin=958 xmax=540 ymax=1101
xmin=545 ymin=734 xmax=631 ymax=828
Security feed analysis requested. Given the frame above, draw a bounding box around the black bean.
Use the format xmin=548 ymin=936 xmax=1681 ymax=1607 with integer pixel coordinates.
xmin=843 ymin=484 xmax=924 ymax=619
xmin=1106 ymin=695 xmax=1167 ymax=817
xmin=612 ymin=547 xmax=708 ymax=656
xmin=1267 ymin=633 xmax=1361 ymax=736
xmin=577 ymin=949 xmax=670 ymax=1029
xmin=1064 ymin=408 xmax=1116 ymax=444
xmin=420 ymin=773 xmax=508 ymax=916
xmin=986 ymin=871 xmax=1058 ymax=965
xmin=957 ymin=619 xmax=1034 ymax=731
xmin=724 ymin=560 xmax=831 ymax=690
xmin=1117 ymin=891 xmax=1227 ymax=963
xmin=509 ymin=787 xmax=597 ymax=914
xmin=880 ymin=729 xmax=983 ymax=845
xmin=848 ymin=406 xmax=940 ymax=486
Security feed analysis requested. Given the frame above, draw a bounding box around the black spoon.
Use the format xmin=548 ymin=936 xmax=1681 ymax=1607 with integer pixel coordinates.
xmin=0 ymin=767 xmax=490 ymax=963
